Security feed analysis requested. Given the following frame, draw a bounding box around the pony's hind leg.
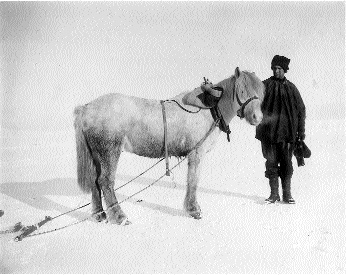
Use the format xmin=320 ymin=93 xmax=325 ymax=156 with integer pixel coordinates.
xmin=91 ymin=185 xmax=107 ymax=222
xmin=99 ymin=176 xmax=130 ymax=225
xmin=184 ymin=150 xmax=204 ymax=219
xmin=97 ymin=139 xmax=130 ymax=225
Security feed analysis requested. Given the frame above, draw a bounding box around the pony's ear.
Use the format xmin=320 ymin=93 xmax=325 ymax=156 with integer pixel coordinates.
xmin=235 ymin=67 xmax=241 ymax=78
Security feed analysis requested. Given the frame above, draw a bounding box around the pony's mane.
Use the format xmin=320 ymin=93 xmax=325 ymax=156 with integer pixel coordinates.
xmin=214 ymin=70 xmax=263 ymax=102
xmin=173 ymin=70 xmax=264 ymax=102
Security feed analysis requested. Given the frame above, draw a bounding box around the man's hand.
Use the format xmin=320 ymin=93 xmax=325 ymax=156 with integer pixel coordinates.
xmin=297 ymin=133 xmax=305 ymax=141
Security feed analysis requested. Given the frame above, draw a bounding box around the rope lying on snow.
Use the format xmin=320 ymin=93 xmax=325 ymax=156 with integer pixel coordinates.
xmin=10 ymin=119 xmax=219 ymax=242
xmin=12 ymin=158 xmax=165 ymax=241
xmin=17 ymin=156 xmax=189 ymax=241
xmin=14 ymin=156 xmax=192 ymax=241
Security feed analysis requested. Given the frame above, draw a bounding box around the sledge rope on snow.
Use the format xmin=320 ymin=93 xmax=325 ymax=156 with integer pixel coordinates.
xmin=13 ymin=157 xmax=187 ymax=241
xmin=0 ymin=222 xmax=25 ymax=235
xmin=10 ymin=120 xmax=219 ymax=242
xmin=14 ymin=216 xmax=52 ymax=242
xmin=5 ymin=158 xmax=163 ymax=241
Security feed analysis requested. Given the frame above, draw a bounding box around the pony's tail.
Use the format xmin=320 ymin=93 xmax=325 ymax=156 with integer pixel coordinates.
xmin=74 ymin=105 xmax=96 ymax=193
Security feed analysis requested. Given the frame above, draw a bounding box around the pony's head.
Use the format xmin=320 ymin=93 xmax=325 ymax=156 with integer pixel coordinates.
xmin=233 ymin=67 xmax=264 ymax=126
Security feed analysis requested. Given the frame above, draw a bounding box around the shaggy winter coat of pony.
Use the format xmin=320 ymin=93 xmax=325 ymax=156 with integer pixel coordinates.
xmin=74 ymin=68 xmax=264 ymax=225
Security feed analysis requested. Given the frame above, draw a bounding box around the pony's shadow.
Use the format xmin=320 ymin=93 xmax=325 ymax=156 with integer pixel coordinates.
xmin=116 ymin=174 xmax=266 ymax=205
xmin=0 ymin=175 xmax=265 ymax=223
xmin=0 ymin=178 xmax=89 ymax=222
xmin=0 ymin=177 xmax=188 ymax=222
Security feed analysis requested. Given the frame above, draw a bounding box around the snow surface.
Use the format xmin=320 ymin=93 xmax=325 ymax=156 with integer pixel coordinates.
xmin=1 ymin=119 xmax=345 ymax=273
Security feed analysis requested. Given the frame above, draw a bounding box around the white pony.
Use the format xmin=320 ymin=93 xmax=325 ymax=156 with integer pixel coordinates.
xmin=74 ymin=67 xmax=264 ymax=225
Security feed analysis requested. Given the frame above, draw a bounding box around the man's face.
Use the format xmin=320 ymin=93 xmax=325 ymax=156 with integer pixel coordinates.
xmin=272 ymin=65 xmax=285 ymax=79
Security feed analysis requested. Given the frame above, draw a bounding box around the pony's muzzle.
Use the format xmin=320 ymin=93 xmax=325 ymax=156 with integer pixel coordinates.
xmin=252 ymin=112 xmax=263 ymax=125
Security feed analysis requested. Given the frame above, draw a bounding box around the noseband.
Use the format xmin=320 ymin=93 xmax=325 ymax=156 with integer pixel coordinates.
xmin=235 ymin=91 xmax=259 ymax=119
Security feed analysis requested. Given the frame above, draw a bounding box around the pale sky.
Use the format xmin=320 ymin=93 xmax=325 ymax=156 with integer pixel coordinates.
xmin=1 ymin=1 xmax=345 ymax=130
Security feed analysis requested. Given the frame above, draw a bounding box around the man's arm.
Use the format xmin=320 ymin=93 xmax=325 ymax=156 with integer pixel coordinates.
xmin=294 ymin=86 xmax=306 ymax=140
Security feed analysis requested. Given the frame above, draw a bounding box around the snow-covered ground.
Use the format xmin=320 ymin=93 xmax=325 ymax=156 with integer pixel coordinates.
xmin=1 ymin=118 xmax=345 ymax=273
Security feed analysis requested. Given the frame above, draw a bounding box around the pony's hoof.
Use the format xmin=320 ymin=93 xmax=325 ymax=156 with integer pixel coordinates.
xmin=92 ymin=212 xmax=107 ymax=222
xmin=107 ymin=209 xmax=131 ymax=225
xmin=120 ymin=217 xmax=131 ymax=226
xmin=189 ymin=212 xmax=202 ymax=220
xmin=109 ymin=217 xmax=131 ymax=226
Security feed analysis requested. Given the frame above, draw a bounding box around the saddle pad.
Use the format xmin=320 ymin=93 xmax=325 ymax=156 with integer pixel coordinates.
xmin=182 ymin=86 xmax=221 ymax=109
xmin=182 ymin=87 xmax=210 ymax=109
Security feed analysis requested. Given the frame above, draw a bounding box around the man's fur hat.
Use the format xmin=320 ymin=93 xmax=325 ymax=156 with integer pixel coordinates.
xmin=271 ymin=55 xmax=290 ymax=73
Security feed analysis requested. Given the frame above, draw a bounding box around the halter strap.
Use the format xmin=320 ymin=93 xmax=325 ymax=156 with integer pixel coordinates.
xmin=236 ymin=93 xmax=259 ymax=119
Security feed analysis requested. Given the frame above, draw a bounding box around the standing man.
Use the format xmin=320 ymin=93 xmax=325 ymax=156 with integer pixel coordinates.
xmin=256 ymin=55 xmax=306 ymax=204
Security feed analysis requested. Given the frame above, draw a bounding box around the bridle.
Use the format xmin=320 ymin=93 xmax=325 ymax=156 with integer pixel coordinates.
xmin=235 ymin=92 xmax=259 ymax=119
xmin=230 ymin=76 xmax=259 ymax=120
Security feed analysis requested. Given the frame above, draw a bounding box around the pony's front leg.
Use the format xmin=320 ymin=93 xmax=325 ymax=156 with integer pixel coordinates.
xmin=184 ymin=150 xmax=204 ymax=219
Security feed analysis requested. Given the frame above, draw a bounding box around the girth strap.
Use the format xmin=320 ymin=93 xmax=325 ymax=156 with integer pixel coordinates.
xmin=160 ymin=100 xmax=170 ymax=176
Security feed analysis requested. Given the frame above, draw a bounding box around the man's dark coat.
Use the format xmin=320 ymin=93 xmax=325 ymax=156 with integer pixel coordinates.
xmin=256 ymin=76 xmax=306 ymax=143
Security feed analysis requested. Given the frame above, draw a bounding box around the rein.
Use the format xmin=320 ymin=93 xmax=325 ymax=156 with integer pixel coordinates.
xmin=162 ymin=99 xmax=201 ymax=114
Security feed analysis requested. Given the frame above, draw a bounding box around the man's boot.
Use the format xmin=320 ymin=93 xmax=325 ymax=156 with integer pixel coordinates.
xmin=282 ymin=177 xmax=295 ymax=204
xmin=265 ymin=177 xmax=280 ymax=204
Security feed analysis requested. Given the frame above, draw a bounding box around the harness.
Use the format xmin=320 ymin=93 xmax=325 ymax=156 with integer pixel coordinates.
xmin=160 ymin=99 xmax=219 ymax=176
xmin=160 ymin=76 xmax=259 ymax=176
xmin=199 ymin=77 xmax=231 ymax=141
xmin=8 ymin=77 xmax=260 ymax=241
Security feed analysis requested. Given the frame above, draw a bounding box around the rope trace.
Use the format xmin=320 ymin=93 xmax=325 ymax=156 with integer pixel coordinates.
xmin=13 ymin=120 xmax=219 ymax=241
xmin=15 ymin=157 xmax=187 ymax=241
